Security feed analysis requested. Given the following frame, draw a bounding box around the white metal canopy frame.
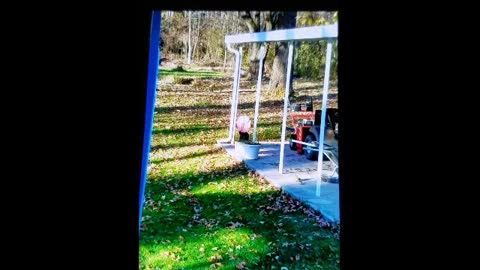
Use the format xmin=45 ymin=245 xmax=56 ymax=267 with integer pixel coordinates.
xmin=219 ymin=23 xmax=338 ymax=197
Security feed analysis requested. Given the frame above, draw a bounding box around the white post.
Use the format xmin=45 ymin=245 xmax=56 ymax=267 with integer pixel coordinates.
xmin=252 ymin=45 xmax=266 ymax=142
xmin=226 ymin=44 xmax=240 ymax=142
xmin=316 ymin=41 xmax=333 ymax=197
xmin=279 ymin=42 xmax=295 ymax=174
xmin=231 ymin=47 xmax=243 ymax=144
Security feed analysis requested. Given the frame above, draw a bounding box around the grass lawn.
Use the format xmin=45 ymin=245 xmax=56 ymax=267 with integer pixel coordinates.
xmin=159 ymin=67 xmax=224 ymax=78
xmin=140 ymin=70 xmax=340 ymax=270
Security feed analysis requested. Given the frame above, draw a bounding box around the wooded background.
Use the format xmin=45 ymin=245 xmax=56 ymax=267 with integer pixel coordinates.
xmin=160 ymin=11 xmax=338 ymax=94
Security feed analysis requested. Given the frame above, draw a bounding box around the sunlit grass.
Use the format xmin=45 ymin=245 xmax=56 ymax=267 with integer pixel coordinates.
xmin=140 ymin=76 xmax=339 ymax=269
xmin=140 ymin=228 xmax=268 ymax=270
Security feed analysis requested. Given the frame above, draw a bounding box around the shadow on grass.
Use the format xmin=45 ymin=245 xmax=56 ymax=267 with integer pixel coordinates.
xmin=141 ymin=189 xmax=338 ymax=269
xmin=159 ymin=90 xmax=258 ymax=95
xmin=152 ymin=125 xmax=217 ymax=135
xmin=141 ymin=91 xmax=340 ymax=269
xmin=151 ymin=122 xmax=283 ymax=136
xmin=155 ymin=100 xmax=286 ymax=114
xmin=159 ymin=69 xmax=224 ymax=78
xmin=294 ymin=93 xmax=338 ymax=101
xmin=150 ymin=141 xmax=201 ymax=151
xmin=150 ymin=147 xmax=224 ymax=163
xmin=142 ymin=163 xmax=249 ymax=239
xmin=295 ymin=85 xmax=321 ymax=91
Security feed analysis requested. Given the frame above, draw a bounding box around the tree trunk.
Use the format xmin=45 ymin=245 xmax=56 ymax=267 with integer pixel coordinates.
xmin=269 ymin=43 xmax=288 ymax=90
xmin=223 ymin=19 xmax=228 ymax=70
xmin=187 ymin=11 xmax=192 ymax=65
xmin=223 ymin=46 xmax=227 ymax=70
xmin=192 ymin=15 xmax=200 ymax=61
xmin=240 ymin=11 xmax=261 ymax=80
xmin=261 ymin=12 xmax=273 ymax=79
xmin=268 ymin=12 xmax=297 ymax=95
xmin=184 ymin=40 xmax=188 ymax=62
xmin=247 ymin=43 xmax=260 ymax=80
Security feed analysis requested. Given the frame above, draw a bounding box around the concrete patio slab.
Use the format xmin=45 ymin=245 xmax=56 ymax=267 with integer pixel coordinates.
xmin=218 ymin=141 xmax=340 ymax=223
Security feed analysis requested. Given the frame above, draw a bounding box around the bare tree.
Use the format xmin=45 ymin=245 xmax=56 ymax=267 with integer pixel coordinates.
xmin=239 ymin=12 xmax=296 ymax=93
xmin=187 ymin=11 xmax=192 ymax=64
xmin=192 ymin=12 xmax=201 ymax=61
xmin=240 ymin=11 xmax=262 ymax=80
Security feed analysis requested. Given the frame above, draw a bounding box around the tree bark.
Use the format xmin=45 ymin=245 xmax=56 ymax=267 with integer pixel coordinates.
xmin=240 ymin=11 xmax=261 ymax=80
xmin=268 ymin=12 xmax=297 ymax=95
xmin=261 ymin=12 xmax=273 ymax=78
xmin=269 ymin=43 xmax=288 ymax=90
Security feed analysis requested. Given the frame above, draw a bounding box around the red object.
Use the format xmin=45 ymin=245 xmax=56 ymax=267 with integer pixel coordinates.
xmin=289 ymin=111 xmax=315 ymax=154
xmin=290 ymin=111 xmax=314 ymax=126
xmin=296 ymin=126 xmax=312 ymax=154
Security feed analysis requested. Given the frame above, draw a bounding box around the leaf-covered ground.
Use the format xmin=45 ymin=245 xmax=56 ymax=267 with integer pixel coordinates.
xmin=140 ymin=69 xmax=339 ymax=270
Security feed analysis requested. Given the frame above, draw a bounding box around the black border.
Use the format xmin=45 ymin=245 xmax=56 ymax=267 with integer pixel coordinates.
xmin=23 ymin=0 xmax=459 ymax=268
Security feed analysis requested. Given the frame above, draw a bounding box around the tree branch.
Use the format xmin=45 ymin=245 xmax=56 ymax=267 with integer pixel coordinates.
xmin=264 ymin=11 xmax=272 ymax=31
xmin=240 ymin=11 xmax=257 ymax=33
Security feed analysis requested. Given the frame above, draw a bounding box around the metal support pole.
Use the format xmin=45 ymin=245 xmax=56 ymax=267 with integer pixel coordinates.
xmin=279 ymin=42 xmax=294 ymax=174
xmin=226 ymin=43 xmax=241 ymax=142
xmin=252 ymin=45 xmax=266 ymax=142
xmin=231 ymin=47 xmax=243 ymax=144
xmin=316 ymin=41 xmax=333 ymax=197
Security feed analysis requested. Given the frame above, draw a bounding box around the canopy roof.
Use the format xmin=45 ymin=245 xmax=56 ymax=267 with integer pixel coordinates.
xmin=225 ymin=24 xmax=338 ymax=44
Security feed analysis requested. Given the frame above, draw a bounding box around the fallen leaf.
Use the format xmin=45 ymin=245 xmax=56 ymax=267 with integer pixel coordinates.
xmin=210 ymin=262 xmax=223 ymax=269
xmin=228 ymin=221 xmax=243 ymax=229
xmin=208 ymin=254 xmax=223 ymax=262
xmin=236 ymin=261 xmax=246 ymax=269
